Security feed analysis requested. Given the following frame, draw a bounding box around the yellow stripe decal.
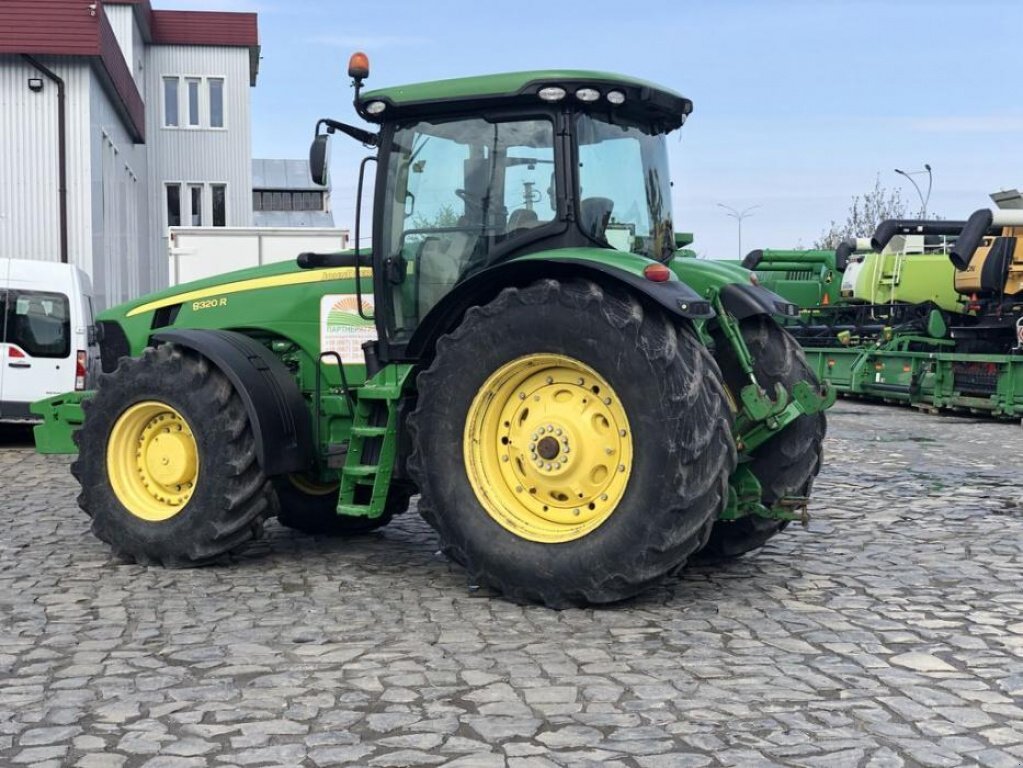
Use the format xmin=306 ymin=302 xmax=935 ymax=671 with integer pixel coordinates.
xmin=126 ymin=267 xmax=372 ymax=317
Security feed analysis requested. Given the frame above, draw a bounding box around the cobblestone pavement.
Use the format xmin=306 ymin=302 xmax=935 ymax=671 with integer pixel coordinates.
xmin=1 ymin=401 xmax=1022 ymax=768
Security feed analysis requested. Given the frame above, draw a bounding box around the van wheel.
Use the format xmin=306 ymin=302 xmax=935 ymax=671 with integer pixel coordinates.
xmin=71 ymin=344 xmax=276 ymax=566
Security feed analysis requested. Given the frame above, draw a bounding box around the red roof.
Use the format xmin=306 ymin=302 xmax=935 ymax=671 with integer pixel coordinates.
xmin=0 ymin=0 xmax=145 ymax=141
xmin=0 ymin=0 xmax=261 ymax=141
xmin=151 ymin=10 xmax=258 ymax=48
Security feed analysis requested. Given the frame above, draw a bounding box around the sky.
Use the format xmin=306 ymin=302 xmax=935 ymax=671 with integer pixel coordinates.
xmin=162 ymin=0 xmax=1023 ymax=259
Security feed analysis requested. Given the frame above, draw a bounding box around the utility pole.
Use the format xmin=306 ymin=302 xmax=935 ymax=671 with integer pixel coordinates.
xmin=894 ymin=164 xmax=933 ymax=218
xmin=717 ymin=203 xmax=760 ymax=259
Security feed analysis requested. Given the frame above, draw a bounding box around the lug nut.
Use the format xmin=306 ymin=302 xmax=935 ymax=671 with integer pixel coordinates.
xmin=538 ymin=427 xmax=545 ymax=435
xmin=605 ymin=447 xmax=614 ymax=455
xmin=519 ymin=392 xmax=526 ymax=399
xmin=619 ymin=429 xmax=627 ymax=437
xmin=604 ymin=397 xmax=612 ymax=405
xmin=546 ymin=376 xmax=554 ymax=384
xmin=572 ymin=508 xmax=580 ymax=516
xmin=502 ymin=455 xmax=509 ymax=462
xmin=554 ymin=462 xmax=561 ymax=470
xmin=600 ymin=494 xmax=608 ymax=501
xmin=618 ymin=464 xmax=626 ymax=472
xmin=545 ymin=463 xmax=552 ymax=471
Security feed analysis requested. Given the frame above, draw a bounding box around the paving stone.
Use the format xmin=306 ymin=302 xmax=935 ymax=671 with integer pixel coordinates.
xmin=1 ymin=402 xmax=1022 ymax=768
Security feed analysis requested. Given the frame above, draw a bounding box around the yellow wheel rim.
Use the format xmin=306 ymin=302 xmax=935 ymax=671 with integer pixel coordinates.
xmin=106 ymin=401 xmax=199 ymax=522
xmin=463 ymin=354 xmax=633 ymax=544
xmin=287 ymin=474 xmax=339 ymax=496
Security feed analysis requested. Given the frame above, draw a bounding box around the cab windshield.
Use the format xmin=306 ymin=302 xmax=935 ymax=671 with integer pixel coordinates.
xmin=575 ymin=114 xmax=675 ymax=262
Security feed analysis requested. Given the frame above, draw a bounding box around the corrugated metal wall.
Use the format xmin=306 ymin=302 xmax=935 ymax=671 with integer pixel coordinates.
xmin=90 ymin=73 xmax=150 ymax=308
xmin=145 ymin=44 xmax=253 ymax=291
xmin=0 ymin=55 xmax=93 ymax=270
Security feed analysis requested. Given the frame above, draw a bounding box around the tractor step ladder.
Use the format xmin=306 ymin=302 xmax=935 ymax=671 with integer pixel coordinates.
xmin=335 ymin=368 xmax=410 ymax=518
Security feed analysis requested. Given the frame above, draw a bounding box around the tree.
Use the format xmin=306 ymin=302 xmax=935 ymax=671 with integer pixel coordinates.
xmin=814 ymin=175 xmax=909 ymax=249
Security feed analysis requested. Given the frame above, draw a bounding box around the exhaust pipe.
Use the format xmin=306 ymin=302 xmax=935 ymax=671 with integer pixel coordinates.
xmin=833 ymin=238 xmax=869 ymax=271
xmin=741 ymin=249 xmax=763 ymax=270
xmin=870 ymin=219 xmax=970 ymax=253
xmin=949 ymin=209 xmax=1023 ymax=270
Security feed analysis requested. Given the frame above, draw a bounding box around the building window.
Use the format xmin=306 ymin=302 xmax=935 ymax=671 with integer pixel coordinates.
xmin=187 ymin=78 xmax=201 ymax=127
xmin=212 ymin=185 xmax=227 ymax=227
xmin=209 ymin=78 xmax=225 ymax=128
xmin=163 ymin=78 xmax=179 ymax=127
xmin=166 ymin=184 xmax=181 ymax=227
xmin=189 ymin=185 xmax=203 ymax=226
xmin=253 ymin=189 xmax=325 ymax=212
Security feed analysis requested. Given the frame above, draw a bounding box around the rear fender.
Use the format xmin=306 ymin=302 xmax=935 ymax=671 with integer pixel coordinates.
xmin=153 ymin=329 xmax=313 ymax=476
xmin=405 ymin=252 xmax=714 ymax=360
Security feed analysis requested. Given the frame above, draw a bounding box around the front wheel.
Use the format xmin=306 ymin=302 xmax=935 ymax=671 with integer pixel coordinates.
xmin=409 ymin=279 xmax=736 ymax=608
xmin=71 ymin=344 xmax=277 ymax=566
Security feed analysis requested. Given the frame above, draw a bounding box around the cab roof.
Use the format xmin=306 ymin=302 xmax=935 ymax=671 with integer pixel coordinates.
xmin=359 ymin=70 xmax=693 ymax=132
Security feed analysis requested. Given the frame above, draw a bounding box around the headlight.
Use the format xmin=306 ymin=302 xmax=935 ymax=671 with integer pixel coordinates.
xmin=538 ymin=86 xmax=567 ymax=102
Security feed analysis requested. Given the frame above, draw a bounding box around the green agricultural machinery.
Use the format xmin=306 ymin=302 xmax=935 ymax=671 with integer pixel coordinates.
xmin=34 ymin=54 xmax=832 ymax=607
xmin=766 ymin=212 xmax=1023 ymax=419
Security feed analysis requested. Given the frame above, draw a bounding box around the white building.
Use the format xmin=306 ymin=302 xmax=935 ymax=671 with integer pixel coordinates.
xmin=0 ymin=0 xmax=260 ymax=310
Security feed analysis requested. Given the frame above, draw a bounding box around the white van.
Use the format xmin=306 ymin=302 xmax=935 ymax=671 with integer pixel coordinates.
xmin=1 ymin=259 xmax=98 ymax=423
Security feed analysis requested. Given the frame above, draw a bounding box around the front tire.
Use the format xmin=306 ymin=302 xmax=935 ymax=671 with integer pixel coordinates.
xmin=700 ymin=316 xmax=826 ymax=560
xmin=72 ymin=344 xmax=276 ymax=566
xmin=409 ymin=279 xmax=735 ymax=608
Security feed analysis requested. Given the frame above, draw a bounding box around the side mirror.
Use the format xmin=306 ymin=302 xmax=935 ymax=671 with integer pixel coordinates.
xmin=310 ymin=133 xmax=330 ymax=187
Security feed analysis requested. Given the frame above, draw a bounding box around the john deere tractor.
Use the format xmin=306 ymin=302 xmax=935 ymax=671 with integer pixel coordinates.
xmin=34 ymin=54 xmax=832 ymax=607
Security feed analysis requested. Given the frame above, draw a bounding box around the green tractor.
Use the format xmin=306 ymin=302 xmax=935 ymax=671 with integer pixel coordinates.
xmin=34 ymin=54 xmax=833 ymax=607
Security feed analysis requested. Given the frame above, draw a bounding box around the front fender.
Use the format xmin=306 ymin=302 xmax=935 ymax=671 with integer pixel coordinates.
xmin=405 ymin=248 xmax=714 ymax=360
xmin=153 ymin=329 xmax=313 ymax=476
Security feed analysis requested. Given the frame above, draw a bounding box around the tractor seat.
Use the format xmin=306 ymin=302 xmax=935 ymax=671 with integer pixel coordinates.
xmin=507 ymin=208 xmax=540 ymax=232
xmin=580 ymin=197 xmax=614 ymax=241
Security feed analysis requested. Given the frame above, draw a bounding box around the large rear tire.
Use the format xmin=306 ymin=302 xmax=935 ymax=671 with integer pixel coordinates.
xmin=700 ymin=316 xmax=825 ymax=560
xmin=71 ymin=344 xmax=276 ymax=566
xmin=408 ymin=279 xmax=735 ymax=608
xmin=274 ymin=475 xmax=413 ymax=536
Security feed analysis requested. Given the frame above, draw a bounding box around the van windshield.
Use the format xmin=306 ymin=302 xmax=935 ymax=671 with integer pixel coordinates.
xmin=2 ymin=290 xmax=71 ymax=358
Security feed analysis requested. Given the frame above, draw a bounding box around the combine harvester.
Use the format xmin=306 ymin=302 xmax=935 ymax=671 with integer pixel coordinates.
xmin=751 ymin=203 xmax=1023 ymax=420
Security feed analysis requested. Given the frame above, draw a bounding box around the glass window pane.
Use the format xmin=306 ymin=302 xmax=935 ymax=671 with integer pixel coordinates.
xmin=212 ymin=185 xmax=226 ymax=227
xmin=166 ymin=184 xmax=181 ymax=227
xmin=382 ymin=118 xmax=555 ymax=337
xmin=209 ymin=79 xmax=224 ymax=128
xmin=190 ymin=185 xmax=203 ymax=227
xmin=6 ymin=290 xmax=70 ymax=358
xmin=187 ymin=79 xmax=200 ymax=126
xmin=253 ymin=191 xmax=261 ymax=211
xmin=164 ymin=78 xmax=179 ymax=127
xmin=575 ymin=115 xmax=674 ymax=260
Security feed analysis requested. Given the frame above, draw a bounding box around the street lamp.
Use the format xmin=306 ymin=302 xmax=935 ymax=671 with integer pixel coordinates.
xmin=894 ymin=164 xmax=932 ymax=219
xmin=717 ymin=203 xmax=760 ymax=259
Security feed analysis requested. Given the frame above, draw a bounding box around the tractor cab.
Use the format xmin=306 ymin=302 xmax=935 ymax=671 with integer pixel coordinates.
xmin=310 ymin=54 xmax=691 ymax=359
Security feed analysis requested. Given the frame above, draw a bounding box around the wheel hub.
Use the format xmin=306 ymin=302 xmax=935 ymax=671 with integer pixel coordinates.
xmin=464 ymin=354 xmax=633 ymax=543
xmin=107 ymin=402 xmax=199 ymax=521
